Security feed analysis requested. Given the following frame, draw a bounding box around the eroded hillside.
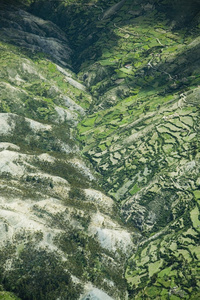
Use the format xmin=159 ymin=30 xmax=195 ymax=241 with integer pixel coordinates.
xmin=0 ymin=0 xmax=200 ymax=299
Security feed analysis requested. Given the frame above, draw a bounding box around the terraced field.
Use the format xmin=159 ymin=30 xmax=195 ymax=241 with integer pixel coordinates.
xmin=74 ymin=1 xmax=200 ymax=298
xmin=0 ymin=0 xmax=200 ymax=299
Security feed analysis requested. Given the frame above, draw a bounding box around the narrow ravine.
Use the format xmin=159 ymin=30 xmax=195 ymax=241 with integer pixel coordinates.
xmin=0 ymin=0 xmax=200 ymax=299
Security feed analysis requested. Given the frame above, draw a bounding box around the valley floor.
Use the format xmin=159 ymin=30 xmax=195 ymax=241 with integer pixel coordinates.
xmin=0 ymin=0 xmax=200 ymax=299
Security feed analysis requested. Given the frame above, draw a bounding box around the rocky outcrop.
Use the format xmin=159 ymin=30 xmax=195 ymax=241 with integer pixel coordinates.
xmin=0 ymin=4 xmax=133 ymax=299
xmin=0 ymin=0 xmax=200 ymax=299
xmin=0 ymin=4 xmax=72 ymax=67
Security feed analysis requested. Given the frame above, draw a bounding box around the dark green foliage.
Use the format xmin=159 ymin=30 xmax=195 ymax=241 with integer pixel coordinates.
xmin=2 ymin=245 xmax=81 ymax=300
xmin=36 ymin=158 xmax=92 ymax=188
xmin=0 ymin=1 xmax=200 ymax=299
xmin=56 ymin=229 xmax=127 ymax=293
xmin=68 ymin=187 xmax=86 ymax=200
xmin=0 ymin=113 xmax=76 ymax=155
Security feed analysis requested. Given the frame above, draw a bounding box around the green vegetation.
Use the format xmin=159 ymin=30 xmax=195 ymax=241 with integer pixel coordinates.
xmin=0 ymin=292 xmax=21 ymax=300
xmin=0 ymin=0 xmax=200 ymax=299
xmin=126 ymin=208 xmax=200 ymax=298
xmin=0 ymin=244 xmax=81 ymax=300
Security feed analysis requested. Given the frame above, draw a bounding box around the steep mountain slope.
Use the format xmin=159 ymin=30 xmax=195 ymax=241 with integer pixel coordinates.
xmin=0 ymin=3 xmax=133 ymax=300
xmin=0 ymin=0 xmax=200 ymax=299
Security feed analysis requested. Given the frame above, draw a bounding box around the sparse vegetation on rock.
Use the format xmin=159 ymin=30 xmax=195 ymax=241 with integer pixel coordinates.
xmin=0 ymin=0 xmax=200 ymax=299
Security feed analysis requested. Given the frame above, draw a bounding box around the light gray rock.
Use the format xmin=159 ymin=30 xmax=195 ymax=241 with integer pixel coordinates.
xmin=0 ymin=6 xmax=72 ymax=66
xmin=81 ymin=288 xmax=114 ymax=300
xmin=101 ymin=0 xmax=126 ymax=20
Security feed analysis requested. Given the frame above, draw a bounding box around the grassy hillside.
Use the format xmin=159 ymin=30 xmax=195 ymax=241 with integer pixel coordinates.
xmin=0 ymin=0 xmax=200 ymax=299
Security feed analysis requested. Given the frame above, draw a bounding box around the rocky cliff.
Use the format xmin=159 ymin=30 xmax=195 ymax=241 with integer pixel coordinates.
xmin=0 ymin=0 xmax=200 ymax=299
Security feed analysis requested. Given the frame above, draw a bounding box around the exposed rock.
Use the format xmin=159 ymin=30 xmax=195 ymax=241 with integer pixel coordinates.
xmin=84 ymin=188 xmax=114 ymax=210
xmin=0 ymin=0 xmax=200 ymax=299
xmin=62 ymin=95 xmax=85 ymax=115
xmin=54 ymin=105 xmax=78 ymax=124
xmin=81 ymin=287 xmax=115 ymax=300
xmin=101 ymin=0 xmax=126 ymax=20
xmin=64 ymin=75 xmax=86 ymax=91
xmin=0 ymin=5 xmax=72 ymax=66
xmin=0 ymin=113 xmax=15 ymax=135
xmin=89 ymin=213 xmax=133 ymax=254
xmin=0 ymin=142 xmax=20 ymax=151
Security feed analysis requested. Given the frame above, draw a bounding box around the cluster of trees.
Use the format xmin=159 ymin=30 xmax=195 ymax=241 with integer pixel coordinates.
xmin=1 ymin=244 xmax=82 ymax=300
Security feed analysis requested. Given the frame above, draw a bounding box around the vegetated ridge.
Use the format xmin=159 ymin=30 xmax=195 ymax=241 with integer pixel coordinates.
xmin=0 ymin=0 xmax=200 ymax=299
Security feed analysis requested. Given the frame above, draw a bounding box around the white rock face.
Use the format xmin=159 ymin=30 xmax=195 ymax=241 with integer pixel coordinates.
xmin=56 ymin=64 xmax=73 ymax=77
xmin=64 ymin=76 xmax=86 ymax=91
xmin=69 ymin=159 xmax=95 ymax=181
xmin=0 ymin=150 xmax=26 ymax=176
xmin=27 ymin=118 xmax=52 ymax=131
xmin=63 ymin=95 xmax=85 ymax=115
xmin=0 ymin=142 xmax=20 ymax=151
xmin=0 ymin=81 xmax=27 ymax=94
xmin=0 ymin=113 xmax=15 ymax=135
xmin=0 ymin=150 xmax=57 ymax=178
xmin=54 ymin=105 xmax=78 ymax=124
xmin=27 ymin=172 xmax=70 ymax=186
xmin=81 ymin=286 xmax=114 ymax=300
xmin=84 ymin=189 xmax=114 ymax=210
xmin=89 ymin=213 xmax=133 ymax=253
xmin=59 ymin=142 xmax=79 ymax=154
xmin=56 ymin=64 xmax=86 ymax=90
xmin=0 ymin=196 xmax=63 ymax=253
xmin=38 ymin=153 xmax=55 ymax=163
xmin=0 ymin=113 xmax=52 ymax=134
xmin=21 ymin=59 xmax=45 ymax=79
